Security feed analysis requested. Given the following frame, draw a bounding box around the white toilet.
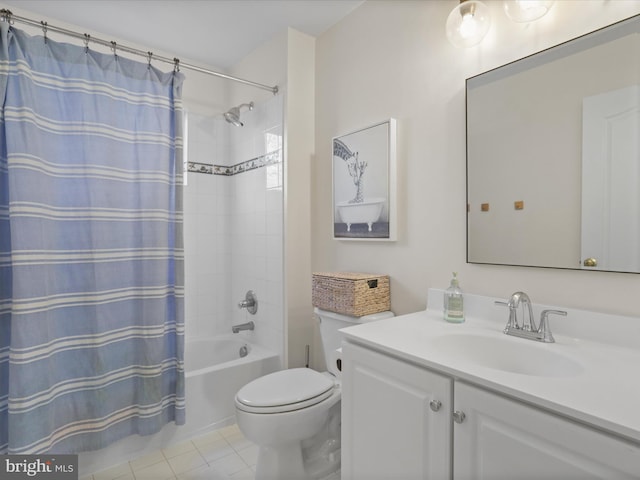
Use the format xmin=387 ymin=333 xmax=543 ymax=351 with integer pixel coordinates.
xmin=235 ymin=307 xmax=394 ymax=480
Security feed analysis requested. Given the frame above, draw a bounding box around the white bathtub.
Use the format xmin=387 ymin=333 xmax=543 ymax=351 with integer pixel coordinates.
xmin=183 ymin=336 xmax=280 ymax=435
xmin=186 ymin=336 xmax=257 ymax=374
xmin=79 ymin=335 xmax=280 ymax=476
xmin=337 ymin=197 xmax=385 ymax=232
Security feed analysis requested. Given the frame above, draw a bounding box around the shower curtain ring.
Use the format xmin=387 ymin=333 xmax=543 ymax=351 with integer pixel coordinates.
xmin=111 ymin=41 xmax=118 ymax=59
xmin=173 ymin=57 xmax=180 ymax=73
xmin=0 ymin=9 xmax=14 ymax=25
xmin=83 ymin=33 xmax=91 ymax=54
xmin=41 ymin=21 xmax=48 ymax=44
xmin=147 ymin=51 xmax=153 ymax=69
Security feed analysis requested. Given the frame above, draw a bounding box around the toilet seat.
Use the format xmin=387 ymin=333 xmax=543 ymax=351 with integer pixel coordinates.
xmin=236 ymin=368 xmax=336 ymax=414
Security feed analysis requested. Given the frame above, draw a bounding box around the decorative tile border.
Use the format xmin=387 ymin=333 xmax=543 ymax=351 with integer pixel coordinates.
xmin=187 ymin=162 xmax=214 ymax=175
xmin=188 ymin=149 xmax=282 ymax=176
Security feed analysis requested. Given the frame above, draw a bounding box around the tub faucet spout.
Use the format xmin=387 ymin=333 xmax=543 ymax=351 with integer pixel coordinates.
xmin=232 ymin=321 xmax=255 ymax=333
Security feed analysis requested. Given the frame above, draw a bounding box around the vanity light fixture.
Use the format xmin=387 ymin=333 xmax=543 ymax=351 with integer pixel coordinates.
xmin=503 ymin=0 xmax=554 ymax=23
xmin=446 ymin=0 xmax=492 ymax=48
xmin=447 ymin=0 xmax=554 ymax=48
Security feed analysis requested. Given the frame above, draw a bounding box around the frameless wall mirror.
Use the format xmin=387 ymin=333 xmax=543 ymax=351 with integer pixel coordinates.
xmin=467 ymin=15 xmax=640 ymax=273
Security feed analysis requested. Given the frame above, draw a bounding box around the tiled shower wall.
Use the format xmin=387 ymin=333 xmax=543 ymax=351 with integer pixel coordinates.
xmin=183 ymin=95 xmax=284 ymax=363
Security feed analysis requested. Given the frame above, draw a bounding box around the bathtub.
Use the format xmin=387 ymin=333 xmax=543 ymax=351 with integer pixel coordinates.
xmin=182 ymin=336 xmax=280 ymax=435
xmin=337 ymin=197 xmax=385 ymax=232
xmin=79 ymin=335 xmax=280 ymax=476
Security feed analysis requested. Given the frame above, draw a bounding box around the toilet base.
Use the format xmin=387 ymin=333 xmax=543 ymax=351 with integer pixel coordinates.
xmin=254 ymin=437 xmax=341 ymax=480
xmin=255 ymin=442 xmax=307 ymax=480
xmin=238 ymin=394 xmax=341 ymax=480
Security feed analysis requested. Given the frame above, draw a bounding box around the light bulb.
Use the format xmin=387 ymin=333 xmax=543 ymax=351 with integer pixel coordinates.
xmin=503 ymin=0 xmax=554 ymax=23
xmin=459 ymin=12 xmax=478 ymax=39
xmin=446 ymin=0 xmax=492 ymax=48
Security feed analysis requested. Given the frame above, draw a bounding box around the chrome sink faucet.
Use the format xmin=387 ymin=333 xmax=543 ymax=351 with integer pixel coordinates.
xmin=509 ymin=291 xmax=536 ymax=331
xmin=495 ymin=292 xmax=566 ymax=343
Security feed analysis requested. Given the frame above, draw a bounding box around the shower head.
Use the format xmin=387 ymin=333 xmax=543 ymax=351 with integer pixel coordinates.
xmin=223 ymin=102 xmax=254 ymax=127
xmin=223 ymin=107 xmax=242 ymax=126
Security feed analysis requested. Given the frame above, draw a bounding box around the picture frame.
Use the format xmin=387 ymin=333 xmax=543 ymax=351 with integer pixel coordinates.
xmin=332 ymin=119 xmax=397 ymax=241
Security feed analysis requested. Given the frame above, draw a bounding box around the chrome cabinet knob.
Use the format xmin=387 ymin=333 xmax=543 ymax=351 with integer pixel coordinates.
xmin=429 ymin=400 xmax=442 ymax=412
xmin=453 ymin=410 xmax=466 ymax=424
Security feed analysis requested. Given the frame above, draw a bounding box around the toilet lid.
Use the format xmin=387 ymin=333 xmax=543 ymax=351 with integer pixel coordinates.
xmin=236 ymin=368 xmax=334 ymax=411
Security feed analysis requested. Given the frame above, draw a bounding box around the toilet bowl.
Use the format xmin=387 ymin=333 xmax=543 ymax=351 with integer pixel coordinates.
xmin=235 ymin=307 xmax=394 ymax=480
xmin=236 ymin=368 xmax=341 ymax=480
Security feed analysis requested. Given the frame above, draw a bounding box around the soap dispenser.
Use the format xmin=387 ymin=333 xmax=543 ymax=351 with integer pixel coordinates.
xmin=444 ymin=272 xmax=464 ymax=323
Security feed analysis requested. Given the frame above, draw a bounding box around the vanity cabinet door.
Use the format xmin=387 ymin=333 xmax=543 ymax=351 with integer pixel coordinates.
xmin=453 ymin=382 xmax=640 ymax=479
xmin=341 ymin=342 xmax=452 ymax=480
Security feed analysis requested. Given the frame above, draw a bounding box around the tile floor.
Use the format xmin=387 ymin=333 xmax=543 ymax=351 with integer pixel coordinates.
xmin=80 ymin=424 xmax=257 ymax=480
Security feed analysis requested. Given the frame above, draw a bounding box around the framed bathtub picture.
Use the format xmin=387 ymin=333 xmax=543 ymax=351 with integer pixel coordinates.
xmin=332 ymin=119 xmax=397 ymax=241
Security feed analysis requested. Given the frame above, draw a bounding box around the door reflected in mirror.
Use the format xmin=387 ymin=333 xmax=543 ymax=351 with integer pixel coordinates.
xmin=466 ymin=14 xmax=640 ymax=273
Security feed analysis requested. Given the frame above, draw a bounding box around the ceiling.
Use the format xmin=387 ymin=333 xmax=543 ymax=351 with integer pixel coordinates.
xmin=1 ymin=0 xmax=364 ymax=69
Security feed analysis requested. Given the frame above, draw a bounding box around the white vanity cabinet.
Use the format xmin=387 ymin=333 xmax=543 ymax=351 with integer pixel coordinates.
xmin=342 ymin=341 xmax=640 ymax=480
xmin=341 ymin=342 xmax=452 ymax=480
xmin=454 ymin=382 xmax=640 ymax=479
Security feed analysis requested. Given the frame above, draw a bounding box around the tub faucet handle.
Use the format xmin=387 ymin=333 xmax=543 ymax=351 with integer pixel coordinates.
xmin=238 ymin=290 xmax=258 ymax=315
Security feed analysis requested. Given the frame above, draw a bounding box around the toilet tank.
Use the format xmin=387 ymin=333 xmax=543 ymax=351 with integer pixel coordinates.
xmin=315 ymin=307 xmax=394 ymax=361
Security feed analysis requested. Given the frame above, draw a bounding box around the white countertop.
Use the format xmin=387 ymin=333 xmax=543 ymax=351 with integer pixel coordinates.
xmin=340 ymin=289 xmax=640 ymax=444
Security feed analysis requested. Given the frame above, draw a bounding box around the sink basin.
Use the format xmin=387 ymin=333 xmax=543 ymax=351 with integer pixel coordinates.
xmin=430 ymin=333 xmax=583 ymax=377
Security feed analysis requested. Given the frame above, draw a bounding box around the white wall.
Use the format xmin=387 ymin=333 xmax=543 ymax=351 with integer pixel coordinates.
xmin=227 ymin=96 xmax=285 ymax=358
xmin=313 ymin=0 xmax=640 ymax=349
xmin=283 ymin=30 xmax=316 ymax=368
xmin=183 ymin=98 xmax=284 ymax=361
xmin=183 ymin=115 xmax=231 ymax=340
xmin=228 ymin=28 xmax=316 ymax=368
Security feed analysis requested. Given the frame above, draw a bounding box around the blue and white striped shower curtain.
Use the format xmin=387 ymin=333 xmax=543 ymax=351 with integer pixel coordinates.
xmin=0 ymin=23 xmax=185 ymax=454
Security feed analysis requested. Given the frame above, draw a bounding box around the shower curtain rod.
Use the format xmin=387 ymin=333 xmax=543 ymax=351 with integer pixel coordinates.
xmin=0 ymin=9 xmax=279 ymax=95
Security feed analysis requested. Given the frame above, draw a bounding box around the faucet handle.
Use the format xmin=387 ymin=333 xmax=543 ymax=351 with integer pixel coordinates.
xmin=238 ymin=290 xmax=258 ymax=314
xmin=495 ymin=300 xmax=519 ymax=331
xmin=538 ymin=309 xmax=567 ymax=343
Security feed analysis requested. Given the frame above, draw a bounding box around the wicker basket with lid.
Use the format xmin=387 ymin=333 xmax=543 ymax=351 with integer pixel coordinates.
xmin=312 ymin=272 xmax=390 ymax=316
